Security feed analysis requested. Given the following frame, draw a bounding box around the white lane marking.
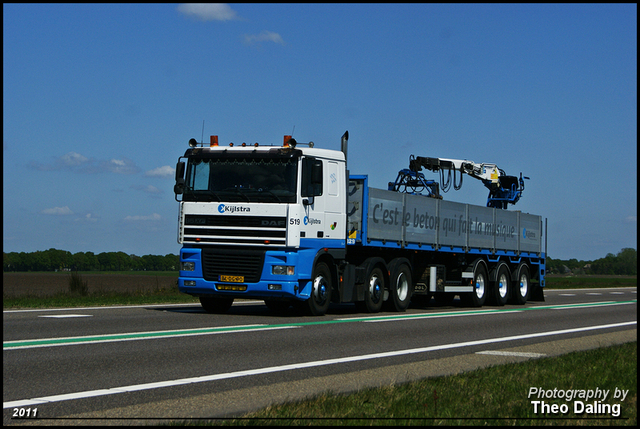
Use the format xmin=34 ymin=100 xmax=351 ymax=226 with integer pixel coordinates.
xmin=550 ymin=302 xmax=636 ymax=310
xmin=586 ymin=293 xmax=603 ymax=296
xmin=4 ymin=325 xmax=298 ymax=350
xmin=559 ymin=293 xmax=576 ymax=296
xmin=363 ymin=310 xmax=524 ymax=323
xmin=476 ymin=351 xmax=547 ymax=358
xmin=3 ymin=301 xmax=264 ymax=314
xmin=4 ymin=321 xmax=636 ymax=409
xmin=609 ymin=292 xmax=625 ymax=295
xmin=38 ymin=315 xmax=93 ymax=318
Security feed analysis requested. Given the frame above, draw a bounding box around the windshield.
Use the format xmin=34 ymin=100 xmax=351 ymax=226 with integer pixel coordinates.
xmin=183 ymin=156 xmax=298 ymax=203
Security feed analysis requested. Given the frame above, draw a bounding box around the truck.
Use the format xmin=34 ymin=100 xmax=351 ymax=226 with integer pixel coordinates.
xmin=174 ymin=131 xmax=546 ymax=316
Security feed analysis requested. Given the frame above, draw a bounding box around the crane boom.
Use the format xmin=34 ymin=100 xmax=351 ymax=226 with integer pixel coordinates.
xmin=388 ymin=155 xmax=529 ymax=209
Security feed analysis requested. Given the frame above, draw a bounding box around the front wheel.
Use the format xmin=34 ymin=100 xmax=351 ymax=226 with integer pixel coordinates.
xmin=307 ymin=262 xmax=332 ymax=316
xmin=363 ymin=266 xmax=385 ymax=313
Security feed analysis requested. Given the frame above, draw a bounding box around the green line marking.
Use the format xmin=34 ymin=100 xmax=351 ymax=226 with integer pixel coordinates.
xmin=4 ymin=300 xmax=635 ymax=350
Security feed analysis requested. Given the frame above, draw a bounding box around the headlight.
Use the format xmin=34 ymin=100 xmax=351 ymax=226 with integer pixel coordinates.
xmin=181 ymin=261 xmax=195 ymax=271
xmin=272 ymin=265 xmax=295 ymax=275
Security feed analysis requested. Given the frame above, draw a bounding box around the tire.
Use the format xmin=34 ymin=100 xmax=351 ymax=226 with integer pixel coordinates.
xmin=511 ymin=266 xmax=530 ymax=305
xmin=264 ymin=299 xmax=291 ymax=313
xmin=386 ymin=262 xmax=413 ymax=312
xmin=200 ymin=296 xmax=234 ymax=314
xmin=363 ymin=265 xmax=385 ymax=313
xmin=307 ymin=262 xmax=332 ymax=316
xmin=462 ymin=262 xmax=487 ymax=307
xmin=491 ymin=265 xmax=510 ymax=306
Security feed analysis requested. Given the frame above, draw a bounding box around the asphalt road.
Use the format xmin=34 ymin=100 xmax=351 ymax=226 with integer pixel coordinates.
xmin=3 ymin=287 xmax=637 ymax=425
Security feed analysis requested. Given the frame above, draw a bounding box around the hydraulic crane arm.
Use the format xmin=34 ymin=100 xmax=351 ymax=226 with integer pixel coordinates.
xmin=392 ymin=155 xmax=529 ymax=209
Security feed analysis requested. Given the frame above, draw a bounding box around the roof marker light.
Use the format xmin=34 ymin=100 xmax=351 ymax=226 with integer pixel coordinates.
xmin=210 ymin=135 xmax=218 ymax=147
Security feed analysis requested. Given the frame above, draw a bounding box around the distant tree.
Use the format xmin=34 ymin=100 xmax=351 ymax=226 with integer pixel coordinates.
xmin=590 ymin=249 xmax=637 ymax=275
xmin=164 ymin=254 xmax=179 ymax=271
xmin=3 ymin=250 xmax=178 ymax=272
xmin=617 ymin=248 xmax=637 ymax=275
xmin=115 ymin=251 xmax=131 ymax=271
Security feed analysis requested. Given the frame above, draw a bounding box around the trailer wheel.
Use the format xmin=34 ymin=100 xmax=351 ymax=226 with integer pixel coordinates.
xmin=462 ymin=263 xmax=487 ymax=307
xmin=200 ymin=297 xmax=234 ymax=314
xmin=307 ymin=262 xmax=332 ymax=316
xmin=491 ymin=265 xmax=510 ymax=306
xmin=363 ymin=266 xmax=385 ymax=313
xmin=511 ymin=266 xmax=530 ymax=305
xmin=386 ymin=262 xmax=413 ymax=312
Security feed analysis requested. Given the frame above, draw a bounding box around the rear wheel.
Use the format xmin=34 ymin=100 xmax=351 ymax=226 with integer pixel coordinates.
xmin=200 ymin=297 xmax=234 ymax=314
xmin=462 ymin=263 xmax=487 ymax=307
xmin=307 ymin=262 xmax=332 ymax=316
xmin=386 ymin=262 xmax=413 ymax=312
xmin=491 ymin=265 xmax=510 ymax=306
xmin=511 ymin=266 xmax=530 ymax=305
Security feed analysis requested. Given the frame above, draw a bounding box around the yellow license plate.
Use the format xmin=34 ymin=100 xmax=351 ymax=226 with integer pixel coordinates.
xmin=219 ymin=275 xmax=244 ymax=283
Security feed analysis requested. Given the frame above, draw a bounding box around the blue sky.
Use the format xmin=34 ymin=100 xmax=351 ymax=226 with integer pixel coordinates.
xmin=3 ymin=3 xmax=637 ymax=261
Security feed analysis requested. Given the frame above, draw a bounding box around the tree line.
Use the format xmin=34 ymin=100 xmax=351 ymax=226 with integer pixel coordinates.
xmin=5 ymin=247 xmax=637 ymax=275
xmin=546 ymin=248 xmax=636 ymax=276
xmin=3 ymin=249 xmax=178 ymax=272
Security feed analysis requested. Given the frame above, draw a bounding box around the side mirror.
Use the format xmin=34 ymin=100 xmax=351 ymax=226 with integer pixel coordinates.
xmin=174 ymin=161 xmax=185 ymax=195
xmin=175 ymin=162 xmax=185 ymax=181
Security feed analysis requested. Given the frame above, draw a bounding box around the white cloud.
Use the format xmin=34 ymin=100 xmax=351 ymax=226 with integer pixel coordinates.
xmin=145 ymin=165 xmax=175 ymax=178
xmin=29 ymin=152 xmax=91 ymax=171
xmin=60 ymin=152 xmax=89 ymax=166
xmin=28 ymin=152 xmax=140 ymax=174
xmin=42 ymin=206 xmax=73 ymax=215
xmin=75 ymin=213 xmax=98 ymax=223
xmin=131 ymin=184 xmax=163 ymax=194
xmin=625 ymin=216 xmax=637 ymax=223
xmin=101 ymin=158 xmax=140 ymax=175
xmin=177 ymin=3 xmax=239 ymax=21
xmin=124 ymin=213 xmax=162 ymax=222
xmin=243 ymin=31 xmax=285 ymax=46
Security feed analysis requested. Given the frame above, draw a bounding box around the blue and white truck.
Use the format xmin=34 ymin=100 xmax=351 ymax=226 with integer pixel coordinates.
xmin=174 ymin=131 xmax=546 ymax=316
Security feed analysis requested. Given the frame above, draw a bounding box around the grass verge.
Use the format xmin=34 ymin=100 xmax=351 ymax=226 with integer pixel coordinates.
xmin=208 ymin=342 xmax=636 ymax=426
xmin=545 ymin=276 xmax=636 ymax=289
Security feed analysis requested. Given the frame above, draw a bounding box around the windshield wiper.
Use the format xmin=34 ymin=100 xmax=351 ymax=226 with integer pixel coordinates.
xmin=229 ymin=188 xmax=252 ymax=202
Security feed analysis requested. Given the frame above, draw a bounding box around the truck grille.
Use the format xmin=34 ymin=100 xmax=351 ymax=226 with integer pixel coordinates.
xmin=201 ymin=248 xmax=265 ymax=283
xmin=183 ymin=214 xmax=287 ymax=246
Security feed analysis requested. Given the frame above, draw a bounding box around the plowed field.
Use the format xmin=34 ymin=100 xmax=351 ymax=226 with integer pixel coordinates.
xmin=3 ymin=272 xmax=178 ymax=297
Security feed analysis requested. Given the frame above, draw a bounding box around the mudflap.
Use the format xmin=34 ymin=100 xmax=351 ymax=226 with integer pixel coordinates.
xmin=529 ymin=285 xmax=545 ymax=302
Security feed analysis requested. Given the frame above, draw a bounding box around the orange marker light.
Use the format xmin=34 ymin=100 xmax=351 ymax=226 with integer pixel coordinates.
xmin=210 ymin=135 xmax=218 ymax=147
